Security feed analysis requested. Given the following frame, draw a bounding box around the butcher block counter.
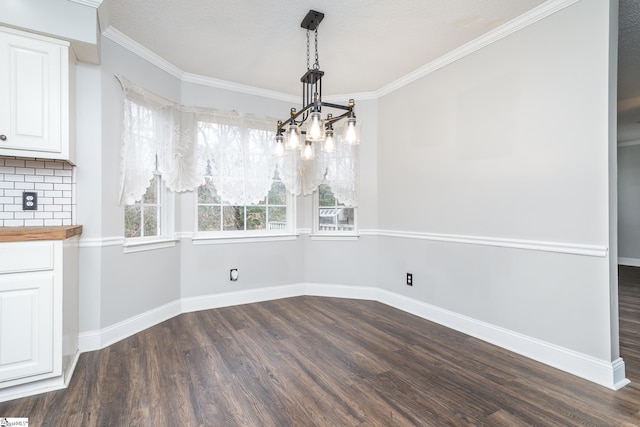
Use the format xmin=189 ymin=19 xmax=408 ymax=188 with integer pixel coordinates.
xmin=0 ymin=225 xmax=83 ymax=242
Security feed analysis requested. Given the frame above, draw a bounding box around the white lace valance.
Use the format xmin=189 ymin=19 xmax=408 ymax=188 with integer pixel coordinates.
xmin=117 ymin=74 xmax=359 ymax=207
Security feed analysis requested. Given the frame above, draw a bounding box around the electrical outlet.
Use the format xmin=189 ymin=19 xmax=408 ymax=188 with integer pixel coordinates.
xmin=22 ymin=192 xmax=37 ymax=210
xmin=406 ymin=273 xmax=413 ymax=286
xmin=230 ymin=268 xmax=239 ymax=281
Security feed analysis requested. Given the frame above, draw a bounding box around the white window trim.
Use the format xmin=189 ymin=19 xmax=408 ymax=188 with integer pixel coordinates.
xmin=194 ymin=182 xmax=297 ymax=239
xmin=192 ymin=233 xmax=298 ymax=245
xmin=124 ymin=180 xmax=175 ymax=252
xmin=312 ymin=185 xmax=358 ymax=240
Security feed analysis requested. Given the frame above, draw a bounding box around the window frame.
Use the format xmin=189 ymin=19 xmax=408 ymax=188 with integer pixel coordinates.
xmin=123 ymin=170 xmax=175 ymax=252
xmin=311 ymin=183 xmax=358 ymax=240
xmin=194 ymin=169 xmax=296 ymax=241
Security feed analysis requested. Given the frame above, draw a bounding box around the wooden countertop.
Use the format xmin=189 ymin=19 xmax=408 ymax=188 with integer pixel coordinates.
xmin=0 ymin=225 xmax=83 ymax=242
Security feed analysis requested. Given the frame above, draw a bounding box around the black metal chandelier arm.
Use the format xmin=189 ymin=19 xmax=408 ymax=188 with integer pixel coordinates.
xmin=318 ymin=101 xmax=352 ymax=112
xmin=324 ymin=110 xmax=352 ymax=126
xmin=277 ymin=101 xmax=352 ymax=132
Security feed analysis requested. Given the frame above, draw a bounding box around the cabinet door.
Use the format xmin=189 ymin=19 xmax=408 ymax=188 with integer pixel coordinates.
xmin=0 ymin=30 xmax=64 ymax=155
xmin=0 ymin=274 xmax=54 ymax=384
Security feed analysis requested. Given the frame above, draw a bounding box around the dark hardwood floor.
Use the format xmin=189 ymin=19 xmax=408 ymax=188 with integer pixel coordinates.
xmin=2 ymin=270 xmax=640 ymax=426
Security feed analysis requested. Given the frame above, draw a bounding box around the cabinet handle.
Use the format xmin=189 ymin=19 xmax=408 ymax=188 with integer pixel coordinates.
xmin=0 ymin=135 xmax=6 ymax=141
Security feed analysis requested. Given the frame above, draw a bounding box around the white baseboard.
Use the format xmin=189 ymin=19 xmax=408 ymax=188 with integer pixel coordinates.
xmin=618 ymin=257 xmax=640 ymax=267
xmin=181 ymin=284 xmax=304 ymax=313
xmin=375 ymin=289 xmax=628 ymax=391
xmin=76 ymin=283 xmax=628 ymax=391
xmin=79 ymin=300 xmax=181 ymax=351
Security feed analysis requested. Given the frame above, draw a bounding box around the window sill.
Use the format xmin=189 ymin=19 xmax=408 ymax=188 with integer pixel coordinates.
xmin=123 ymin=238 xmax=178 ymax=253
xmin=192 ymin=233 xmax=298 ymax=245
xmin=309 ymin=233 xmax=360 ymax=241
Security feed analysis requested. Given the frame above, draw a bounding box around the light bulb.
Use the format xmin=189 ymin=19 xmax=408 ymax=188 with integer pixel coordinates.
xmin=306 ymin=111 xmax=324 ymax=142
xmin=322 ymin=130 xmax=336 ymax=153
xmin=343 ymin=118 xmax=359 ymax=145
xmin=285 ymin=123 xmax=300 ymax=150
xmin=273 ymin=135 xmax=285 ymax=157
xmin=301 ymin=140 xmax=314 ymax=160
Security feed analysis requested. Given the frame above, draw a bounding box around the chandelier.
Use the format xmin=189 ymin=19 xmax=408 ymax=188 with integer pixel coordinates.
xmin=274 ymin=10 xmax=360 ymax=160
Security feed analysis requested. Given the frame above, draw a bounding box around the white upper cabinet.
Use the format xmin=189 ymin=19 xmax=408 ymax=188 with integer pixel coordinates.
xmin=0 ymin=26 xmax=75 ymax=164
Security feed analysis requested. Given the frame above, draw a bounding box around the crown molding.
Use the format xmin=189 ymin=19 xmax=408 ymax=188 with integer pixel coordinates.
xmin=68 ymin=0 xmax=103 ymax=7
xmin=375 ymin=0 xmax=582 ymax=97
xmin=102 ymin=26 xmax=184 ymax=80
xmin=103 ymin=0 xmax=580 ymax=102
xmin=181 ymin=73 xmax=299 ymax=103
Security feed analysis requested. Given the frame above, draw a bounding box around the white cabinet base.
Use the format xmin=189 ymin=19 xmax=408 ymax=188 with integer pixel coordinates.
xmin=0 ymin=350 xmax=79 ymax=403
xmin=0 ymin=237 xmax=79 ymax=403
xmin=0 ymin=275 xmax=55 ymax=384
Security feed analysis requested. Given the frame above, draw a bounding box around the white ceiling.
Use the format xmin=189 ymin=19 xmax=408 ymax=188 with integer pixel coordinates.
xmin=105 ymin=0 xmax=546 ymax=96
xmin=104 ymin=0 xmax=638 ymax=141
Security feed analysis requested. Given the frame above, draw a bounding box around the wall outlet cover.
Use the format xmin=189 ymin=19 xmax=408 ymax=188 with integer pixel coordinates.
xmin=22 ymin=192 xmax=37 ymax=210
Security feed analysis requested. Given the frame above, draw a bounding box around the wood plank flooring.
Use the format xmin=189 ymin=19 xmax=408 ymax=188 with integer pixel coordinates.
xmin=2 ymin=270 xmax=640 ymax=425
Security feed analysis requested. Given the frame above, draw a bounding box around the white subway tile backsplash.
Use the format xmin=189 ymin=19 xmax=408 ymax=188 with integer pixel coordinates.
xmin=25 ymin=160 xmax=45 ymax=168
xmin=45 ymin=190 xmax=63 ymax=198
xmin=15 ymin=182 xmax=35 ymax=190
xmin=14 ymin=212 xmax=35 ymax=219
xmin=0 ymin=156 xmax=76 ymax=226
xmin=53 ymin=197 xmax=72 ymax=205
xmin=5 ymin=190 xmax=22 ymax=197
xmin=34 ymin=183 xmax=54 ymax=191
xmin=44 ymin=176 xmax=63 ymax=183
xmin=44 ymin=162 xmax=64 ymax=169
xmin=5 ymin=159 xmax=25 ymax=167
xmin=4 ymin=174 xmax=25 ymax=182
xmin=54 ymin=211 xmax=71 ymax=219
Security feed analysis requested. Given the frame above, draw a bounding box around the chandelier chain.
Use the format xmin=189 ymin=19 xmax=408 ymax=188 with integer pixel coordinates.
xmin=314 ymin=28 xmax=319 ymax=69
xmin=306 ymin=30 xmax=310 ymax=70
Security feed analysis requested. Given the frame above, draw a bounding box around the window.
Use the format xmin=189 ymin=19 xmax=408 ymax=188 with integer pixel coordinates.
xmin=119 ymin=91 xmax=172 ymax=243
xmin=194 ymin=117 xmax=291 ymax=236
xmin=316 ymin=184 xmax=356 ymax=233
xmin=125 ymin=172 xmax=164 ymax=238
xmin=197 ymin=167 xmax=290 ymax=233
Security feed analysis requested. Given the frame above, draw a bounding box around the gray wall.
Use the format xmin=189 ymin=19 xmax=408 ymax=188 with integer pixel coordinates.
xmin=618 ymin=143 xmax=640 ymax=262
xmin=375 ymin=0 xmax=616 ymax=360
